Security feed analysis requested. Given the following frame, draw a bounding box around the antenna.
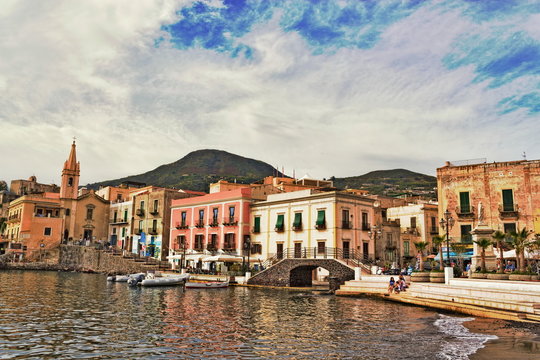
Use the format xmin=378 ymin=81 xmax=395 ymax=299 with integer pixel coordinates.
xmin=522 ymin=151 xmax=527 ymax=160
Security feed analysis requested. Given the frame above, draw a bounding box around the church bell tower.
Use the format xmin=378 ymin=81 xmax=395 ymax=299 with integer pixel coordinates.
xmin=60 ymin=140 xmax=80 ymax=199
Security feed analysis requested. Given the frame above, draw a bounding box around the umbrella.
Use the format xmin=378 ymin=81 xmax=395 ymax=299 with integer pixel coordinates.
xmin=203 ymin=254 xmax=244 ymax=262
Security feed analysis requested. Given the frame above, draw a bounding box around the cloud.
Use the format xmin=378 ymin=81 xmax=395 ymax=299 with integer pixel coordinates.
xmin=1 ymin=0 xmax=540 ymax=187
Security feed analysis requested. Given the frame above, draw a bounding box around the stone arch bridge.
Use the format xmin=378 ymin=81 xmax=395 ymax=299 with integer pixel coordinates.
xmin=247 ymin=258 xmax=357 ymax=287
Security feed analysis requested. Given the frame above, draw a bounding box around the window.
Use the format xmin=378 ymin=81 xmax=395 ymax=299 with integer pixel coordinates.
xmin=342 ymin=209 xmax=350 ymax=228
xmin=460 ymin=224 xmax=472 ymax=243
xmin=459 ymin=192 xmax=471 ymax=213
xmin=121 ymin=227 xmax=126 ymax=237
xmin=362 ymin=212 xmax=369 ymax=230
xmin=293 ymin=213 xmax=302 ymax=230
xmin=112 ymin=228 xmax=117 ymax=234
xmin=410 ymin=216 xmax=417 ymax=229
xmin=251 ymin=243 xmax=262 ymax=254
xmin=213 ymin=208 xmax=218 ymax=224
xmin=317 ymin=241 xmax=326 ymax=254
xmin=503 ymin=223 xmax=516 ymax=234
xmin=181 ymin=211 xmax=187 ymax=226
xmin=253 ymin=217 xmax=261 ymax=233
xmin=152 ymin=219 xmax=157 ymax=231
xmin=404 ymin=241 xmax=410 ymax=257
xmin=209 ymin=234 xmax=218 ymax=250
xmin=275 ymin=214 xmax=284 ymax=232
xmin=116 ymin=193 xmax=122 ymax=201
xmin=113 ymin=211 xmax=118 ymax=222
xmin=37 ymin=209 xmax=43 ymax=216
xmin=430 ymin=216 xmax=437 ymax=233
xmin=381 ymin=209 xmax=387 ymax=221
xmin=140 ymin=200 xmax=145 ymax=210
xmin=44 ymin=227 xmax=52 ymax=236
xmin=195 ymin=235 xmax=204 ymax=250
xmin=177 ymin=235 xmax=186 ymax=248
xmin=86 ymin=208 xmax=93 ymax=220
xmin=502 ymin=189 xmax=514 ymax=211
xmin=229 ymin=207 xmax=235 ymax=222
xmin=123 ymin=210 xmax=128 ymax=222
xmin=316 ymin=210 xmax=326 ymax=229
xmin=198 ymin=209 xmax=204 ymax=226
xmin=153 ymin=199 xmax=159 ymax=213
xmin=68 ymin=177 xmax=73 ymax=186
xmin=138 ymin=220 xmax=143 ymax=232
xmin=224 ymin=233 xmax=235 ymax=250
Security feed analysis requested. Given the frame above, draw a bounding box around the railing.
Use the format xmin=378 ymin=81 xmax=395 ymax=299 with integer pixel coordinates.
xmin=361 ymin=223 xmax=371 ymax=231
xmin=175 ymin=223 xmax=189 ymax=229
xmin=195 ymin=221 xmax=205 ymax=228
xmin=136 ymin=209 xmax=145 ymax=216
xmin=315 ymin=223 xmax=326 ymax=230
xmin=455 ymin=205 xmax=475 ymax=219
xmin=110 ymin=218 xmax=128 ymax=225
xmin=262 ymin=247 xmax=373 ymax=272
xmin=222 ymin=218 xmax=238 ymax=226
xmin=341 ymin=221 xmax=352 ymax=229
xmin=499 ymin=204 xmax=519 ymax=218
xmin=429 ymin=227 xmax=439 ymax=234
xmin=147 ymin=228 xmax=158 ymax=235
xmin=251 ymin=228 xmax=260 ymax=234
xmin=292 ymin=224 xmax=302 ymax=231
xmin=149 ymin=208 xmax=159 ymax=215
xmin=210 ymin=220 xmax=219 ymax=227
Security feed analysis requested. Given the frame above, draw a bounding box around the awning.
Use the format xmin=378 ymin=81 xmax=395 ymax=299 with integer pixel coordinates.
xmin=434 ymin=251 xmax=473 ymax=261
xmin=203 ymin=254 xmax=244 ymax=262
xmin=493 ymin=248 xmax=540 ymax=259
xmin=316 ymin=210 xmax=325 ymax=226
xmin=293 ymin=213 xmax=302 ymax=227
xmin=276 ymin=214 xmax=284 ymax=230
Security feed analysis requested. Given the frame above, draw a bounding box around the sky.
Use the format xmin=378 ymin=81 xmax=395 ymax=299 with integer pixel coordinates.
xmin=1 ymin=0 xmax=540 ymax=186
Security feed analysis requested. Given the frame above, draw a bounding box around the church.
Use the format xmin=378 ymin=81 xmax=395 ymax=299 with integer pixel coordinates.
xmin=3 ymin=141 xmax=110 ymax=260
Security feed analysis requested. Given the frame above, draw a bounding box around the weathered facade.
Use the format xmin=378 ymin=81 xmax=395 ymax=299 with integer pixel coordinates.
xmin=437 ymin=159 xmax=540 ymax=240
xmin=10 ymin=176 xmax=59 ymax=196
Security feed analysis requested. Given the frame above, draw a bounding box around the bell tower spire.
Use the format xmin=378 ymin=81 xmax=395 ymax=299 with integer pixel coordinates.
xmin=60 ymin=140 xmax=80 ymax=199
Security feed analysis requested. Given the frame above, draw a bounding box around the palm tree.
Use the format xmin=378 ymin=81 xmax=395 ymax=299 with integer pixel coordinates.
xmin=510 ymin=228 xmax=531 ymax=272
xmin=432 ymin=235 xmax=446 ymax=270
xmin=473 ymin=238 xmax=492 ymax=273
xmin=491 ymin=230 xmax=507 ymax=273
xmin=414 ymin=241 xmax=428 ymax=272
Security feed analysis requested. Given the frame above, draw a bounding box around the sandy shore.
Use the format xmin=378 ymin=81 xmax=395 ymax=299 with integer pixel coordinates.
xmin=466 ymin=317 xmax=540 ymax=360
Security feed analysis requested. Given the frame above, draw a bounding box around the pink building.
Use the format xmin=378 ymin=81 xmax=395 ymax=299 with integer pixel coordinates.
xmin=169 ymin=188 xmax=253 ymax=261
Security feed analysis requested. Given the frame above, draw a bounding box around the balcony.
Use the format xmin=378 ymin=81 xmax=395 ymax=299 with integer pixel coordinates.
xmin=147 ymin=228 xmax=158 ymax=235
xmin=361 ymin=223 xmax=371 ymax=231
xmin=499 ymin=204 xmax=519 ymax=219
xmin=195 ymin=221 xmax=205 ymax=228
xmin=149 ymin=208 xmax=159 ymax=215
xmin=405 ymin=227 xmax=419 ymax=236
xmin=315 ymin=222 xmax=326 ymax=230
xmin=341 ymin=221 xmax=352 ymax=229
xmin=429 ymin=227 xmax=439 ymax=235
xmin=292 ymin=224 xmax=303 ymax=231
xmin=135 ymin=229 xmax=142 ymax=235
xmin=7 ymin=215 xmax=21 ymax=223
xmin=210 ymin=220 xmax=219 ymax=227
xmin=135 ymin=208 xmax=145 ymax=217
xmin=109 ymin=218 xmax=128 ymax=225
xmin=252 ymin=227 xmax=260 ymax=234
xmin=455 ymin=206 xmax=475 ymax=220
xmin=275 ymin=225 xmax=284 ymax=233
xmin=175 ymin=222 xmax=189 ymax=230
xmin=223 ymin=218 xmax=238 ymax=226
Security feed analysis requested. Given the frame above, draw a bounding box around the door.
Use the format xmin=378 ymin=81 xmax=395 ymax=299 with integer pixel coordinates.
xmin=343 ymin=241 xmax=350 ymax=259
xmin=363 ymin=242 xmax=369 ymax=260
xmin=277 ymin=243 xmax=283 ymax=259
xmin=83 ymin=229 xmax=93 ymax=241
xmin=294 ymin=243 xmax=302 ymax=258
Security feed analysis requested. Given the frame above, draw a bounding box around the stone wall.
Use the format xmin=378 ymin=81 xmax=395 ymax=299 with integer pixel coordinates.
xmin=248 ymin=259 xmax=355 ymax=287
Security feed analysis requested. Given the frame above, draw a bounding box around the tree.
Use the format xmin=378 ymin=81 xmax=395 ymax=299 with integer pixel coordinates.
xmin=473 ymin=238 xmax=493 ymax=273
xmin=491 ymin=230 xmax=507 ymax=274
xmin=432 ymin=235 xmax=446 ymax=270
xmin=510 ymin=228 xmax=532 ymax=272
xmin=413 ymin=241 xmax=428 ymax=272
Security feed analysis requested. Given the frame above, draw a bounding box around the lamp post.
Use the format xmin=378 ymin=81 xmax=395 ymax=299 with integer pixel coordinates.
xmin=180 ymin=237 xmax=186 ymax=271
xmin=243 ymin=236 xmax=251 ymax=275
xmin=368 ymin=225 xmax=382 ymax=263
xmin=439 ymin=209 xmax=455 ymax=266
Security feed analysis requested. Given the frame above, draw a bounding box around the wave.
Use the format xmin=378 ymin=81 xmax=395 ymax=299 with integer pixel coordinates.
xmin=434 ymin=314 xmax=498 ymax=360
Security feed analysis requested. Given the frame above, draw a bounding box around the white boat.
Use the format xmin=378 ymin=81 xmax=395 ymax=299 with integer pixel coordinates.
xmin=107 ymin=275 xmax=130 ymax=282
xmin=140 ymin=274 xmax=190 ymax=287
xmin=185 ymin=280 xmax=229 ymax=289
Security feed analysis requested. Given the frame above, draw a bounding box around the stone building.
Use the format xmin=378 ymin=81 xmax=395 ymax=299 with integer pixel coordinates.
xmin=10 ymin=176 xmax=59 ymax=196
xmin=437 ymin=159 xmax=540 ymax=241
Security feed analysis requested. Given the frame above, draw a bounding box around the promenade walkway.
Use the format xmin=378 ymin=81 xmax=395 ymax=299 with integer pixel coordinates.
xmin=336 ymin=276 xmax=540 ymax=323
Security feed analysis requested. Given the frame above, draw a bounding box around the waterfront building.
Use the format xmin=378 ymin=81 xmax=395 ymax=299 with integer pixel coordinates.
xmin=249 ymin=189 xmax=376 ymax=266
xmin=437 ymin=159 xmax=540 ymax=240
xmin=386 ymin=202 xmax=439 ymax=264
xmin=169 ymin=188 xmax=253 ymax=270
xmin=132 ymin=187 xmax=203 ymax=260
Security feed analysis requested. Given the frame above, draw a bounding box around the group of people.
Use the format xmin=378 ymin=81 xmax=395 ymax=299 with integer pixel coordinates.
xmin=388 ymin=275 xmax=408 ymax=294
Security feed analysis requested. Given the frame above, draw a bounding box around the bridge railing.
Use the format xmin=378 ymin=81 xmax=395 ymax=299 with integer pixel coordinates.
xmin=262 ymin=247 xmax=373 ymax=272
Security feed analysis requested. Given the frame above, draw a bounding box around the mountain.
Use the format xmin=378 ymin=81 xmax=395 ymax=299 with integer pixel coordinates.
xmin=333 ymin=169 xmax=437 ymax=198
xmin=86 ymin=149 xmax=283 ymax=192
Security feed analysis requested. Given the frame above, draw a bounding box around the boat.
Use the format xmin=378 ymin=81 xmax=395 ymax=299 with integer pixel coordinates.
xmin=107 ymin=274 xmax=130 ymax=282
xmin=127 ymin=273 xmax=146 ymax=286
xmin=185 ymin=280 xmax=229 ymax=289
xmin=140 ymin=274 xmax=190 ymax=287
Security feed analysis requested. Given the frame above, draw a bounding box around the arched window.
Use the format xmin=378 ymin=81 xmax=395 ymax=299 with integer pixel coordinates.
xmin=68 ymin=177 xmax=73 ymax=186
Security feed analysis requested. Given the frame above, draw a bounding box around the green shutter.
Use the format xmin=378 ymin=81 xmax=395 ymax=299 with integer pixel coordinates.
xmin=459 ymin=192 xmax=470 ymax=213
xmin=254 ymin=217 xmax=260 ymax=233
xmin=502 ymin=189 xmax=514 ymax=211
xmin=276 ymin=214 xmax=284 ymax=230
xmin=316 ymin=210 xmax=325 ymax=226
xmin=293 ymin=213 xmax=302 ymax=227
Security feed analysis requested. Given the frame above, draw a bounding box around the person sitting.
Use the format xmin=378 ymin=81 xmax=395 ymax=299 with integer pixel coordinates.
xmin=388 ymin=277 xmax=396 ymax=294
xmin=398 ymin=275 xmax=407 ymax=291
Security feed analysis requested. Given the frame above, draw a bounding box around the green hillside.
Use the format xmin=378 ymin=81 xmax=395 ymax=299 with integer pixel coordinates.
xmin=333 ymin=169 xmax=436 ymax=198
xmin=86 ymin=149 xmax=283 ymax=192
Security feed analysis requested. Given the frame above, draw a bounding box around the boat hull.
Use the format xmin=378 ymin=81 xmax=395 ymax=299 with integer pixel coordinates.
xmin=185 ymin=281 xmax=229 ymax=289
xmin=140 ymin=274 xmax=190 ymax=287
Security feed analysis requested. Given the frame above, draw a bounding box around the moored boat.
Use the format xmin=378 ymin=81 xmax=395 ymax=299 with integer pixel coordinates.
xmin=140 ymin=274 xmax=190 ymax=287
xmin=185 ymin=280 xmax=229 ymax=289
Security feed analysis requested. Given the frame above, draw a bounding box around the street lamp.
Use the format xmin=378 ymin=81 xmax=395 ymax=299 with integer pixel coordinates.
xmin=180 ymin=237 xmax=186 ymax=271
xmin=368 ymin=225 xmax=382 ymax=263
xmin=439 ymin=209 xmax=455 ymax=266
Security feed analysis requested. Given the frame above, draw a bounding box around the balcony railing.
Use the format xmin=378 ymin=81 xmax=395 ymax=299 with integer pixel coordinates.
xmin=136 ymin=209 xmax=145 ymax=217
xmin=135 ymin=229 xmax=142 ymax=235
xmin=341 ymin=221 xmax=352 ymax=229
xmin=315 ymin=222 xmax=326 ymax=230
xmin=149 ymin=208 xmax=159 ymax=215
xmin=175 ymin=222 xmax=189 ymax=229
xmin=210 ymin=219 xmax=219 ymax=227
xmin=292 ymin=224 xmax=303 ymax=231
xmin=195 ymin=221 xmax=205 ymax=228
xmin=455 ymin=205 xmax=475 ymax=219
xmin=252 ymin=228 xmax=260 ymax=234
xmin=147 ymin=228 xmax=158 ymax=235
xmin=109 ymin=218 xmax=128 ymax=225
xmin=223 ymin=218 xmax=238 ymax=226
xmin=275 ymin=225 xmax=284 ymax=232
xmin=499 ymin=204 xmax=519 ymax=218
xmin=361 ymin=223 xmax=371 ymax=231
xmin=429 ymin=227 xmax=439 ymax=235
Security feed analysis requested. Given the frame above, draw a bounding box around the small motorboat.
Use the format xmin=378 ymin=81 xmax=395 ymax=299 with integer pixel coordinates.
xmin=107 ymin=274 xmax=130 ymax=282
xmin=140 ymin=274 xmax=190 ymax=287
xmin=127 ymin=273 xmax=146 ymax=286
xmin=185 ymin=280 xmax=229 ymax=289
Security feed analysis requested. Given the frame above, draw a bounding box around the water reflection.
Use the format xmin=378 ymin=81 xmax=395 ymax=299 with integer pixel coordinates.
xmin=0 ymin=271 xmax=459 ymax=359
